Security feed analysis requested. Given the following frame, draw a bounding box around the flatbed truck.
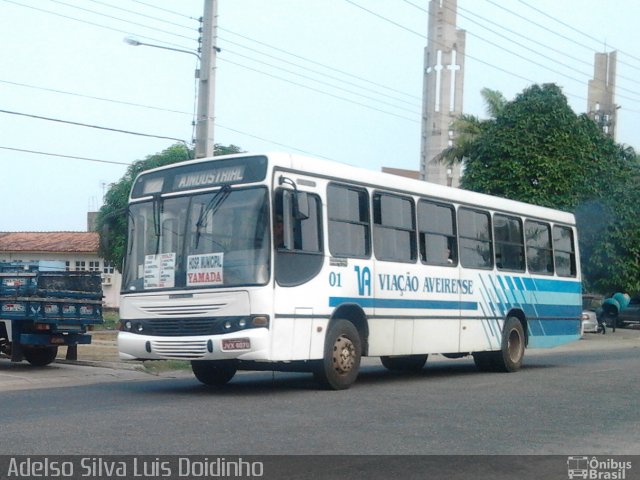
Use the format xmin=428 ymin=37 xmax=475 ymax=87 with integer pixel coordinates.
xmin=0 ymin=262 xmax=103 ymax=366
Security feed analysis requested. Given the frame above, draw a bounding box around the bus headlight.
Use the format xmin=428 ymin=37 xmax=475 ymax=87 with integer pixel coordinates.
xmin=120 ymin=320 xmax=133 ymax=332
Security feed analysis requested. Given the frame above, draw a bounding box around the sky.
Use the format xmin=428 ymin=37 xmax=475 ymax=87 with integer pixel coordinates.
xmin=1 ymin=0 xmax=639 ymax=232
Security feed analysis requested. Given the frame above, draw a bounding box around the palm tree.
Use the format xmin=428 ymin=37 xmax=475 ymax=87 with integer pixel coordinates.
xmin=437 ymin=88 xmax=507 ymax=166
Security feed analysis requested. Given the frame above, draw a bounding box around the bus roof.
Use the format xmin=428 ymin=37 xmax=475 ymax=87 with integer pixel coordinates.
xmin=136 ymin=151 xmax=576 ymax=226
xmin=268 ymin=152 xmax=576 ymax=226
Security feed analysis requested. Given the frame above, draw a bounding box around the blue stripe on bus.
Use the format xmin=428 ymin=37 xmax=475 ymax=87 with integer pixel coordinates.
xmin=529 ymin=319 xmax=581 ymax=336
xmin=328 ymin=297 xmax=477 ymax=310
xmin=329 ymin=297 xmax=579 ymax=319
xmin=528 ymin=333 xmax=581 ymax=348
xmin=513 ymin=276 xmax=581 ymax=294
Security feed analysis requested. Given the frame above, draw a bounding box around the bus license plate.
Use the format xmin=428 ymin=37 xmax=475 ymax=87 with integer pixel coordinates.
xmin=221 ymin=338 xmax=250 ymax=351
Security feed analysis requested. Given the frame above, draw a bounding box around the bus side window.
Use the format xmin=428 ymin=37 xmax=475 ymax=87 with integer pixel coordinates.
xmin=553 ymin=225 xmax=577 ymax=277
xmin=493 ymin=214 xmax=525 ymax=272
xmin=327 ymin=183 xmax=370 ymax=258
xmin=373 ymin=192 xmax=416 ymax=263
xmin=417 ymin=200 xmax=457 ymax=267
xmin=458 ymin=208 xmax=493 ymax=269
xmin=525 ymin=220 xmax=554 ymax=275
xmin=274 ymin=188 xmax=324 ymax=287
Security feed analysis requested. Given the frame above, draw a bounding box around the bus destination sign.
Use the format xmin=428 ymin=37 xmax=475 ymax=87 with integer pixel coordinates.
xmin=173 ymin=165 xmax=245 ymax=190
xmin=131 ymin=156 xmax=268 ymax=198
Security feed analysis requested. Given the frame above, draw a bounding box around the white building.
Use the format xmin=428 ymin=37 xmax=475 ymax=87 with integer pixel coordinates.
xmin=0 ymin=231 xmax=121 ymax=308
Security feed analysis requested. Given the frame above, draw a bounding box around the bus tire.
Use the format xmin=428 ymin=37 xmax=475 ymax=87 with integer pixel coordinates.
xmin=380 ymin=354 xmax=427 ymax=372
xmin=497 ymin=316 xmax=525 ymax=372
xmin=191 ymin=360 xmax=237 ymax=386
xmin=313 ymin=319 xmax=361 ymax=390
xmin=473 ymin=317 xmax=525 ymax=372
xmin=23 ymin=346 xmax=58 ymax=367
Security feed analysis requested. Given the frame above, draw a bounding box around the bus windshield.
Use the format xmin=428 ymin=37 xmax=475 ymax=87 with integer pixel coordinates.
xmin=123 ymin=186 xmax=270 ymax=291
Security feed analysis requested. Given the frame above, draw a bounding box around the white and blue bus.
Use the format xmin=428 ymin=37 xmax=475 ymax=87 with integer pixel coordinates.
xmin=118 ymin=152 xmax=582 ymax=389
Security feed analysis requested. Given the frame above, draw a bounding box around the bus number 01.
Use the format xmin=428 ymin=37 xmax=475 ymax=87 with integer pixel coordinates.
xmin=329 ymin=272 xmax=342 ymax=287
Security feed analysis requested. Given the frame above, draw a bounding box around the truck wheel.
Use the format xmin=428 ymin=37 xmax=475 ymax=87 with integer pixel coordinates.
xmin=380 ymin=354 xmax=427 ymax=372
xmin=473 ymin=317 xmax=525 ymax=372
xmin=23 ymin=346 xmax=58 ymax=366
xmin=191 ymin=360 xmax=237 ymax=386
xmin=313 ymin=319 xmax=361 ymax=390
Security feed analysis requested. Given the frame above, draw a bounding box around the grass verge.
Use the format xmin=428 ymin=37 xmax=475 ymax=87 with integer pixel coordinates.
xmin=142 ymin=360 xmax=191 ymax=374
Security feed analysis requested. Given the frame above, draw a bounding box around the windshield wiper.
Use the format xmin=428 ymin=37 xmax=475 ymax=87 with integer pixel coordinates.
xmin=195 ymin=185 xmax=231 ymax=249
xmin=152 ymin=193 xmax=163 ymax=254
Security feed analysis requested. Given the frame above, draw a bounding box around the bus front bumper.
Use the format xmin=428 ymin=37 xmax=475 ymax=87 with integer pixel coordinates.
xmin=118 ymin=329 xmax=270 ymax=361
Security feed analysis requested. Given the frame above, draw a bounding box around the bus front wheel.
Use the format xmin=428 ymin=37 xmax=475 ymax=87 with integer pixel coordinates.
xmin=313 ymin=319 xmax=362 ymax=390
xmin=473 ymin=317 xmax=525 ymax=372
xmin=191 ymin=360 xmax=237 ymax=386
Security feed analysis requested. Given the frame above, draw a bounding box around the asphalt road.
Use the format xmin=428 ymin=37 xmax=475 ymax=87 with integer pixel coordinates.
xmin=0 ymin=330 xmax=638 ymax=456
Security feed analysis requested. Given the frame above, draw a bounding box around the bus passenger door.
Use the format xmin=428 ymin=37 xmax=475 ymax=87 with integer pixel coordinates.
xmin=271 ymin=177 xmax=326 ymax=361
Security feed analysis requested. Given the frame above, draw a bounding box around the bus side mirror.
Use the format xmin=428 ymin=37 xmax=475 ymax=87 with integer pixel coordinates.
xmin=293 ymin=192 xmax=310 ymax=220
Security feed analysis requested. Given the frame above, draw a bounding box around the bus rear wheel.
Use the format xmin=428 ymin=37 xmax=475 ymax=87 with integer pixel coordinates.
xmin=191 ymin=360 xmax=237 ymax=386
xmin=473 ymin=317 xmax=525 ymax=372
xmin=380 ymin=354 xmax=427 ymax=372
xmin=313 ymin=319 xmax=361 ymax=390
xmin=23 ymin=346 xmax=58 ymax=366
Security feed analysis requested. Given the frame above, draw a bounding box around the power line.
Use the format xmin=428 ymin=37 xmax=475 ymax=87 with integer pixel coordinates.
xmin=362 ymin=0 xmax=640 ymax=109
xmin=0 ymin=146 xmax=130 ymax=166
xmin=0 ymin=78 xmax=193 ymax=117
xmin=221 ymin=47 xmax=420 ymax=114
xmin=345 ymin=0 xmax=425 ymax=39
xmin=219 ymin=36 xmax=422 ymax=109
xmin=516 ymin=0 xmax=640 ymax=67
xmin=219 ymin=27 xmax=422 ymax=101
xmin=455 ymin=1 xmax=640 ymax=103
xmin=42 ymin=1 xmax=423 ymax=122
xmin=486 ymin=0 xmax=640 ymax=75
xmin=0 ymin=78 xmax=354 ymax=158
xmin=219 ymin=58 xmax=420 ymax=123
xmin=345 ymin=0 xmax=539 ymax=87
xmin=86 ymin=0 xmax=196 ymax=32
xmin=0 ymin=109 xmax=188 ymax=143
xmin=4 ymin=0 xmax=194 ymax=51
xmin=401 ymin=0 xmax=590 ymax=93
xmin=453 ymin=2 xmax=640 ymax=96
xmin=0 ymin=82 xmax=340 ymax=161
xmin=214 ymin=124 xmax=335 ymax=161
xmin=48 ymin=0 xmax=197 ymax=43
xmin=128 ymin=0 xmax=199 ymax=22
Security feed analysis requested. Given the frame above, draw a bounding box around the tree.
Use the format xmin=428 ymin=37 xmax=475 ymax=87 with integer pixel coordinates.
xmin=437 ymin=88 xmax=506 ymax=166
xmin=453 ymin=83 xmax=640 ymax=294
xmin=96 ymin=143 xmax=243 ymax=271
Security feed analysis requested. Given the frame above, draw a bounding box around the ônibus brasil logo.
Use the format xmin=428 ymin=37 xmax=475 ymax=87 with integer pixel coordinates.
xmin=567 ymin=456 xmax=632 ymax=479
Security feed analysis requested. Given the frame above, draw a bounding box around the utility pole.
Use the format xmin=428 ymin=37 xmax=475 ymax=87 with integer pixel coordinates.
xmin=195 ymin=0 xmax=218 ymax=158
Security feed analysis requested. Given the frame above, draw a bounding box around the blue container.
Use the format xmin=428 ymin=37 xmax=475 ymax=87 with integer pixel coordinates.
xmin=612 ymin=292 xmax=630 ymax=311
xmin=601 ymin=298 xmax=620 ymax=317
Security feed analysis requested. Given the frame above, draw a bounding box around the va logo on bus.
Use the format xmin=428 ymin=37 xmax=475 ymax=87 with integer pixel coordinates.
xmin=355 ymin=266 xmax=372 ymax=297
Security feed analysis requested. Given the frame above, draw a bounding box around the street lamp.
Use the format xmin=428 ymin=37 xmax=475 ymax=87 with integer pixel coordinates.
xmin=123 ymin=32 xmax=219 ymax=158
xmin=123 ymin=36 xmax=201 ymax=61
